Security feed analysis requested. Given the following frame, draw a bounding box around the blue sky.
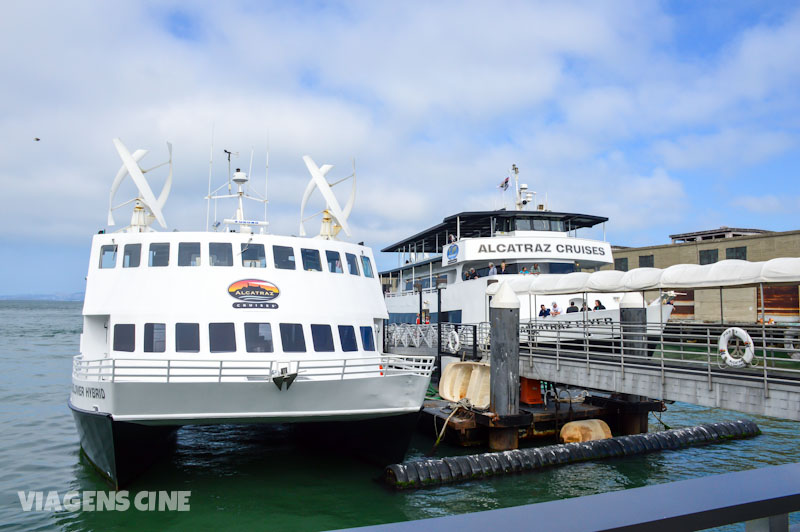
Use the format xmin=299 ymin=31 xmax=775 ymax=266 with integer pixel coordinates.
xmin=1 ymin=1 xmax=799 ymax=295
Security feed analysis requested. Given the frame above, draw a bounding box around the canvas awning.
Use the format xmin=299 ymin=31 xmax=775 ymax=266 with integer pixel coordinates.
xmin=485 ymin=257 xmax=800 ymax=295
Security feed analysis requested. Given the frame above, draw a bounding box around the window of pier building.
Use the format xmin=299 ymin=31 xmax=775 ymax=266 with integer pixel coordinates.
xmin=301 ymin=248 xmax=323 ymax=271
xmin=338 ymin=325 xmax=358 ymax=352
xmin=149 ymin=243 xmax=170 ymax=267
xmin=99 ymin=245 xmax=117 ymax=269
xmin=144 ymin=323 xmax=166 ymax=353
xmin=178 ymin=242 xmax=201 ymax=266
xmin=280 ymin=323 xmax=306 ymax=352
xmin=241 ymin=243 xmax=266 ymax=268
xmin=123 ymin=244 xmax=141 ymax=268
xmin=614 ymin=257 xmax=629 ymax=272
xmin=244 ymin=323 xmax=273 ymax=352
xmin=311 ymin=324 xmax=335 ymax=352
xmin=361 ymin=256 xmax=375 ymax=278
xmin=209 ymin=322 xmax=236 ymax=353
xmin=360 ymin=326 xmax=376 ymax=351
xmin=175 ymin=323 xmax=200 ymax=352
xmin=326 ymin=251 xmax=343 ymax=273
xmin=726 ymin=246 xmax=747 ymax=261
xmin=346 ymin=253 xmax=360 ymax=275
xmin=639 ymin=255 xmax=654 ymax=268
xmin=113 ymin=324 xmax=135 ymax=352
xmin=699 ymin=249 xmax=718 ymax=265
xmin=273 ymin=245 xmax=296 ymax=270
xmin=210 ymin=243 xmax=233 ymax=266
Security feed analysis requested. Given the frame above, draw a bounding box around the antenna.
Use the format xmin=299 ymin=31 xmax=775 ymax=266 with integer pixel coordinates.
xmin=264 ymin=134 xmax=270 ymax=229
xmin=206 ymin=124 xmax=214 ymax=231
xmin=223 ymin=149 xmax=238 ymax=193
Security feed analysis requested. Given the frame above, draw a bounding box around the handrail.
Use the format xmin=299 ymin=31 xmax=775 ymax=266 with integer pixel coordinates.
xmin=72 ymin=353 xmax=435 ymax=383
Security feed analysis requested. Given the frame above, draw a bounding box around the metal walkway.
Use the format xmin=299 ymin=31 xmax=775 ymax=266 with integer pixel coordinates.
xmin=385 ymin=321 xmax=800 ymax=421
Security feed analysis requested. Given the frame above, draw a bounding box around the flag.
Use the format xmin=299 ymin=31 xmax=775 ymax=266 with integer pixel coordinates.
xmin=498 ymin=177 xmax=509 ymax=190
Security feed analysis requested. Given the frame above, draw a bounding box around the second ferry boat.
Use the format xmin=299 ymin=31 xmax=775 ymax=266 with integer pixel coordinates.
xmin=378 ymin=166 xmax=673 ymax=334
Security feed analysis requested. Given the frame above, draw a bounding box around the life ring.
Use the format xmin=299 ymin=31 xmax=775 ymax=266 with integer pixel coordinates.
xmin=446 ymin=330 xmax=460 ymax=354
xmin=718 ymin=327 xmax=755 ymax=368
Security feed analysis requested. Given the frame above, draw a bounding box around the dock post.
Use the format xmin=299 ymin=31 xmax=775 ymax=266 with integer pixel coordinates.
xmin=489 ymin=281 xmax=521 ymax=451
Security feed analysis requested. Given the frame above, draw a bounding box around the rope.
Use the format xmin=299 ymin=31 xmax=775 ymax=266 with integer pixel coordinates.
xmin=428 ymin=399 xmax=472 ymax=456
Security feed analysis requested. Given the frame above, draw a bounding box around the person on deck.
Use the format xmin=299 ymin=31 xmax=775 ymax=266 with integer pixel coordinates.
xmin=580 ymin=302 xmax=591 ymax=312
xmin=551 ymin=302 xmax=561 ymax=316
xmin=499 ymin=261 xmax=508 ymax=274
xmin=566 ymin=301 xmax=579 ymax=313
xmin=521 ymin=266 xmax=530 ymax=275
xmin=532 ymin=263 xmax=541 ymax=275
xmin=538 ymin=304 xmax=550 ymax=317
xmin=468 ymin=268 xmax=479 ymax=279
xmin=488 ymin=262 xmax=497 ymax=276
xmin=594 ymin=300 xmax=606 ymax=311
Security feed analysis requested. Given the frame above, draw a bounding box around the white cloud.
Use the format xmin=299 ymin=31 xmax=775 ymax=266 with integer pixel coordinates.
xmin=653 ymin=129 xmax=795 ymax=170
xmin=0 ymin=1 xmax=799 ymax=292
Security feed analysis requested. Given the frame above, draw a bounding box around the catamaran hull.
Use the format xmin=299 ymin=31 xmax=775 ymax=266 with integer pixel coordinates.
xmin=70 ymin=372 xmax=430 ymax=487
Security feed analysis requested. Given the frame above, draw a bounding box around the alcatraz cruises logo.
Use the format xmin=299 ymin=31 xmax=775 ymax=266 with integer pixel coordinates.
xmin=446 ymin=244 xmax=459 ymax=264
xmin=228 ymin=279 xmax=280 ymax=309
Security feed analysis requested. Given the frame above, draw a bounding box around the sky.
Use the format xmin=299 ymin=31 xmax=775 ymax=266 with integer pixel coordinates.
xmin=1 ymin=1 xmax=799 ymax=295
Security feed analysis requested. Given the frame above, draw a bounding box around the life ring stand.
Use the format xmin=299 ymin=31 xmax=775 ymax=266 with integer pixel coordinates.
xmin=446 ymin=330 xmax=461 ymax=354
xmin=718 ymin=327 xmax=755 ymax=368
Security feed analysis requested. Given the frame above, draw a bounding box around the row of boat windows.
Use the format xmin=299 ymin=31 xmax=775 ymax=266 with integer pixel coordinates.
xmin=112 ymin=322 xmax=376 ymax=354
xmin=99 ymin=243 xmax=374 ymax=277
xmin=496 ymin=218 xmax=567 ymax=233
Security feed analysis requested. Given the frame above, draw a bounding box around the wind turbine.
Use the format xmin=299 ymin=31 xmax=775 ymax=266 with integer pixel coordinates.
xmin=107 ymin=138 xmax=173 ymax=232
xmin=299 ymin=156 xmax=356 ymax=239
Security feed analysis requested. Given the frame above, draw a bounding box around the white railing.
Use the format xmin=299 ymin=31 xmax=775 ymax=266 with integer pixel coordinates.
xmin=72 ymin=353 xmax=435 ymax=383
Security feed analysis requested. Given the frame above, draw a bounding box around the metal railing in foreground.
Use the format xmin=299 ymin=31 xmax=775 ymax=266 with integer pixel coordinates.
xmin=72 ymin=353 xmax=435 ymax=383
xmin=353 ymin=462 xmax=800 ymax=532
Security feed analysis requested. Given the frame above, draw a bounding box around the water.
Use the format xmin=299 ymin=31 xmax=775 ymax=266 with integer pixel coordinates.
xmin=1 ymin=301 xmax=798 ymax=531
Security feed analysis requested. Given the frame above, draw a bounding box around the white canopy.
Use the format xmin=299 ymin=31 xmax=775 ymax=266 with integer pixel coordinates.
xmin=485 ymin=257 xmax=800 ymax=296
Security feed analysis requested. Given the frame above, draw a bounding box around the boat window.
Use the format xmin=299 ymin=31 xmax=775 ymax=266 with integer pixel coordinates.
xmin=123 ymin=244 xmax=141 ymax=268
xmin=515 ymin=219 xmax=531 ymax=231
xmin=178 ymin=242 xmax=201 ymax=266
xmin=113 ymin=324 xmax=134 ymax=352
xmin=244 ymin=323 xmax=273 ymax=353
xmin=326 ymin=251 xmax=343 ymax=273
xmin=549 ymin=263 xmax=575 ymax=274
xmin=241 ymin=243 xmax=266 ymax=268
xmin=210 ymin=243 xmax=233 ymax=266
xmin=280 ymin=323 xmax=306 ymax=352
xmin=311 ymin=324 xmax=335 ymax=352
xmin=144 ymin=323 xmax=166 ymax=353
xmin=209 ymin=322 xmax=236 ymax=353
xmin=338 ymin=325 xmax=358 ymax=352
xmin=361 ymin=256 xmax=374 ymax=278
xmin=360 ymin=326 xmax=375 ymax=352
xmin=532 ymin=219 xmax=549 ymax=231
xmin=550 ymin=220 xmax=565 ymax=232
xmin=273 ymin=246 xmax=296 ymax=270
xmin=301 ymin=248 xmax=322 ymax=271
xmin=175 ymin=323 xmax=200 ymax=352
xmin=149 ymin=243 xmax=170 ymax=267
xmin=346 ymin=253 xmax=360 ymax=275
xmin=99 ymin=245 xmax=117 ymax=269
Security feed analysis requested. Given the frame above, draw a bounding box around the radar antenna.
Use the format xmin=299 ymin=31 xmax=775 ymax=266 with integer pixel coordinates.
xmin=108 ymin=138 xmax=173 ymax=232
xmin=299 ymin=156 xmax=356 ymax=240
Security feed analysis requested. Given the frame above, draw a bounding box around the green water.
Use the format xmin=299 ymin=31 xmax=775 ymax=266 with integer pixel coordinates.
xmin=1 ymin=301 xmax=798 ymax=531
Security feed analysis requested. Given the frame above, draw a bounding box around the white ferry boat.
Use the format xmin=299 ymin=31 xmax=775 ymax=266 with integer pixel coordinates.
xmin=69 ymin=139 xmax=434 ymax=487
xmin=379 ymin=168 xmax=673 ymax=340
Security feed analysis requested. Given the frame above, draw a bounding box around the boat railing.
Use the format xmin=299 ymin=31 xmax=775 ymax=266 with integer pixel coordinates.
xmin=72 ymin=353 xmax=435 ymax=383
xmin=386 ymin=320 xmax=800 ymax=390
